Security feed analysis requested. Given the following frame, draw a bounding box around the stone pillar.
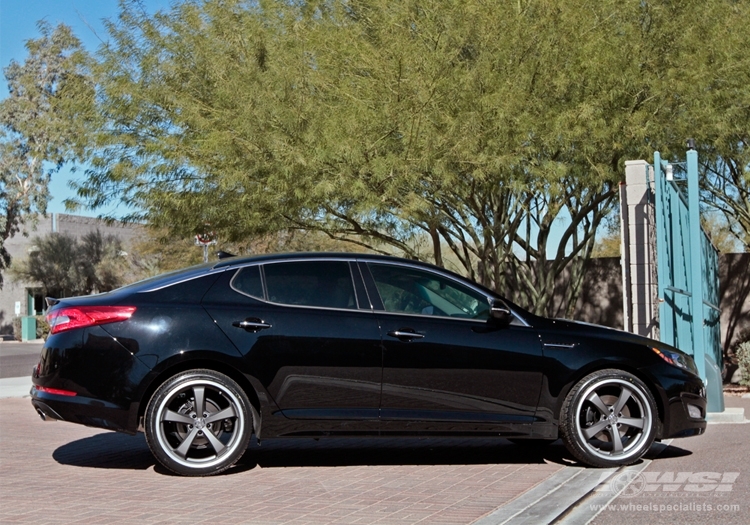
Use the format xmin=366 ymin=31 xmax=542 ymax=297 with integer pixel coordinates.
xmin=620 ymin=160 xmax=659 ymax=339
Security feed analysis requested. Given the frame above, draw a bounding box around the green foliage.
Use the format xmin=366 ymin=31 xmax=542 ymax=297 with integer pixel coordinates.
xmin=68 ymin=0 xmax=750 ymax=314
xmin=11 ymin=230 xmax=127 ymax=297
xmin=702 ymin=213 xmax=744 ymax=254
xmin=11 ymin=315 xmax=48 ymax=341
xmin=592 ymin=232 xmax=621 ymax=259
xmin=737 ymin=341 xmax=750 ymax=388
xmin=653 ymin=1 xmax=750 ymax=252
xmin=128 ymin=228 xmax=206 ymax=276
xmin=0 ymin=22 xmax=94 ymax=287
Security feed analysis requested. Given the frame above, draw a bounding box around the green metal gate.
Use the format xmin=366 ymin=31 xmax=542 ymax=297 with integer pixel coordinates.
xmin=652 ymin=148 xmax=723 ymax=412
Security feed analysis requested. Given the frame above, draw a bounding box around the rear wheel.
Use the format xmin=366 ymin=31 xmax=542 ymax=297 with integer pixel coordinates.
xmin=145 ymin=369 xmax=253 ymax=476
xmin=560 ymin=369 xmax=657 ymax=468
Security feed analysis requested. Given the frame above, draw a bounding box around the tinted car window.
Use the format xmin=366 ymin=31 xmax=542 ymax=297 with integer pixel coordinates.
xmin=368 ymin=263 xmax=490 ymax=319
xmin=231 ymin=266 xmax=264 ymax=299
xmin=140 ymin=273 xmax=223 ymax=304
xmin=264 ymin=261 xmax=356 ymax=309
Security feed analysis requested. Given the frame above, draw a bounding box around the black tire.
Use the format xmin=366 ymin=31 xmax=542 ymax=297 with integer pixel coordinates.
xmin=145 ymin=369 xmax=253 ymax=476
xmin=559 ymin=369 xmax=657 ymax=468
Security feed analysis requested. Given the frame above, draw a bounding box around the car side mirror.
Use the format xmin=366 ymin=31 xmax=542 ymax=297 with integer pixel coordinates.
xmin=489 ymin=300 xmax=512 ymax=326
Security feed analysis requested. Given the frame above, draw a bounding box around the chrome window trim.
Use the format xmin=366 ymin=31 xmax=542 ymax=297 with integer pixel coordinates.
xmin=136 ymin=255 xmax=531 ymax=327
xmin=229 ymin=265 xmax=265 ymax=300
xmin=137 ymin=267 xmax=230 ymax=293
xmin=230 ymin=258 xmax=361 ymax=312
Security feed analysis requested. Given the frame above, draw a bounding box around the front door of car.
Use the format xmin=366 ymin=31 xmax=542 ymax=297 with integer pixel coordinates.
xmin=203 ymin=260 xmax=382 ymax=430
xmin=362 ymin=261 xmax=544 ymax=434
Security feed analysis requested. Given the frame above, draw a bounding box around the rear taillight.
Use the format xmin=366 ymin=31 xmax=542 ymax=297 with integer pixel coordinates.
xmin=46 ymin=306 xmax=136 ymax=334
xmin=36 ymin=386 xmax=77 ymax=396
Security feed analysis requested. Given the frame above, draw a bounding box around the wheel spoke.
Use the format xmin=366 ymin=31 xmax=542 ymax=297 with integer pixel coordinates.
xmin=204 ymin=406 xmax=237 ymax=425
xmin=618 ymin=417 xmax=645 ymax=430
xmin=193 ymin=386 xmax=206 ymax=416
xmin=586 ymin=392 xmax=610 ymax=416
xmin=174 ymin=426 xmax=201 ymax=458
xmin=608 ymin=426 xmax=624 ymax=453
xmin=612 ymin=387 xmax=632 ymax=415
xmin=163 ymin=409 xmax=195 ymax=425
xmin=203 ymin=428 xmax=226 ymax=455
xmin=583 ymin=419 xmax=610 ymax=439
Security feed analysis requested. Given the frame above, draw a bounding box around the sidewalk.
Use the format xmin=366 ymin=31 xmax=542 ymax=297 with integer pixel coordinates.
xmin=0 ymin=396 xmax=565 ymax=525
xmin=2 ymin=384 xmax=747 ymax=524
xmin=0 ymin=375 xmax=31 ymax=398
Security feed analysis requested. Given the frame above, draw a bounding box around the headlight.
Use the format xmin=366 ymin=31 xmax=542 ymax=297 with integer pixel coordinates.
xmin=651 ymin=346 xmax=699 ymax=374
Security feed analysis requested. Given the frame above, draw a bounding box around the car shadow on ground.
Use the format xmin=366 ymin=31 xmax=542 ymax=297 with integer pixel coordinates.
xmin=52 ymin=433 xmax=692 ymax=475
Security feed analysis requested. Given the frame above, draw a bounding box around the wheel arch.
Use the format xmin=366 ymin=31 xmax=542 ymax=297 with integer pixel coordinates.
xmin=553 ymin=362 xmax=666 ymax=436
xmin=137 ymin=357 xmax=262 ymax=437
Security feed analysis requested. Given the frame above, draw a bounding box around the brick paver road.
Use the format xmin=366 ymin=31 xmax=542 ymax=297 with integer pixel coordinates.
xmin=0 ymin=398 xmax=563 ymax=525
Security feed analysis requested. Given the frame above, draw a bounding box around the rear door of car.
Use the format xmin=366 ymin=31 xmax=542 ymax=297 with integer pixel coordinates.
xmin=360 ymin=260 xmax=544 ymax=434
xmin=203 ymin=259 xmax=383 ymax=429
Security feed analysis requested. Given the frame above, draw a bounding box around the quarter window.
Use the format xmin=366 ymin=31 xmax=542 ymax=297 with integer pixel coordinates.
xmin=368 ymin=263 xmax=490 ymax=320
xmin=264 ymin=261 xmax=357 ymax=309
xmin=231 ymin=266 xmax=264 ymax=299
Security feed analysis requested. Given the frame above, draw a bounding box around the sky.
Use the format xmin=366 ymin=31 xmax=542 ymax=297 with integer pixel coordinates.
xmin=0 ymin=0 xmax=172 ymax=217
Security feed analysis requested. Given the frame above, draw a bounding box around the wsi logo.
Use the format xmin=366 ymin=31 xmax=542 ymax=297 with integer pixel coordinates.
xmin=595 ymin=471 xmax=740 ymax=498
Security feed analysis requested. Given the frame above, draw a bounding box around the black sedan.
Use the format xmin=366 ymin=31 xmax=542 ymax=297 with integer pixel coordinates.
xmin=31 ymin=252 xmax=706 ymax=476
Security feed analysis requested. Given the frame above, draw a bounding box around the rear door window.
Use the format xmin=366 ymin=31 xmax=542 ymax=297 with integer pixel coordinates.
xmin=264 ymin=261 xmax=357 ymax=310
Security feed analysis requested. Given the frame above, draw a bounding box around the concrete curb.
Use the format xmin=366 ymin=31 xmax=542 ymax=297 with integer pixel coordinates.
xmin=472 ymin=466 xmax=603 ymax=525
xmin=0 ymin=376 xmax=31 ymax=399
xmin=553 ymin=443 xmax=669 ymax=525
xmin=473 ymin=441 xmax=672 ymax=525
xmin=706 ymin=407 xmax=747 ymax=424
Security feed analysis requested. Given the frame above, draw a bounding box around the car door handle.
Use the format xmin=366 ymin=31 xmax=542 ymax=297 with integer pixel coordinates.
xmin=232 ymin=318 xmax=272 ymax=332
xmin=387 ymin=329 xmax=424 ymax=341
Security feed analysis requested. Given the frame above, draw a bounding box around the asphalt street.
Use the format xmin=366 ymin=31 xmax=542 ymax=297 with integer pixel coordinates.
xmin=588 ymin=395 xmax=750 ymax=525
xmin=0 ymin=341 xmax=42 ymax=378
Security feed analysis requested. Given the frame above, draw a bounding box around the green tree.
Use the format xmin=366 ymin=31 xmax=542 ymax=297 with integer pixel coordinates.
xmin=702 ymin=213 xmax=744 ymax=254
xmin=655 ymin=1 xmax=750 ymax=252
xmin=11 ymin=230 xmax=126 ymax=297
xmin=0 ymin=22 xmax=94 ymax=287
xmin=73 ymin=0 xmax=748 ymax=315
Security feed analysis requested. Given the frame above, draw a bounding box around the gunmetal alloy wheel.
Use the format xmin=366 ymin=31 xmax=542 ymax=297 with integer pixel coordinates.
xmin=145 ymin=369 xmax=253 ymax=476
xmin=560 ymin=369 xmax=657 ymax=468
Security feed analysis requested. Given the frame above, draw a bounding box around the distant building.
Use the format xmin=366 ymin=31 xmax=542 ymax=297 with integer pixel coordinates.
xmin=0 ymin=213 xmax=141 ymax=335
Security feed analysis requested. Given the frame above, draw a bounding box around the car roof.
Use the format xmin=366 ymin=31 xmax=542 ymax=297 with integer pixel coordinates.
xmin=212 ymin=251 xmax=425 ymax=269
xmin=125 ymin=252 xmax=475 ymax=294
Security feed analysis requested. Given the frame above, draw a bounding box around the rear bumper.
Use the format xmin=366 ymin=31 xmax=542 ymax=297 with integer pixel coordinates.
xmin=30 ymin=386 xmax=138 ymax=434
xmin=30 ymin=327 xmax=151 ymax=434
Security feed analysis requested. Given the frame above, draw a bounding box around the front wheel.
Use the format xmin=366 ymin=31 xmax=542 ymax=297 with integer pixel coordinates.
xmin=560 ymin=369 xmax=657 ymax=468
xmin=145 ymin=369 xmax=253 ymax=476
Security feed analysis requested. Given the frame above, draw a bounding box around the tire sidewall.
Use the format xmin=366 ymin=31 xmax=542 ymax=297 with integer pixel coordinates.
xmin=560 ymin=369 xmax=657 ymax=468
xmin=145 ymin=369 xmax=253 ymax=476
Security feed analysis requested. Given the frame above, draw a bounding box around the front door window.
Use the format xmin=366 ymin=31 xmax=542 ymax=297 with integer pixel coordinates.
xmin=367 ymin=263 xmax=490 ymax=320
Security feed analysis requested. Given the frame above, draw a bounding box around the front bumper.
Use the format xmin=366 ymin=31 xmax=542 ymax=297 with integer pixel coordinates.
xmin=661 ymin=388 xmax=707 ymax=439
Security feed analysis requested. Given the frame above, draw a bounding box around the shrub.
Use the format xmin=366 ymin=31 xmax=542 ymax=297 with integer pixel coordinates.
xmin=12 ymin=315 xmax=49 ymax=341
xmin=737 ymin=341 xmax=750 ymax=387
